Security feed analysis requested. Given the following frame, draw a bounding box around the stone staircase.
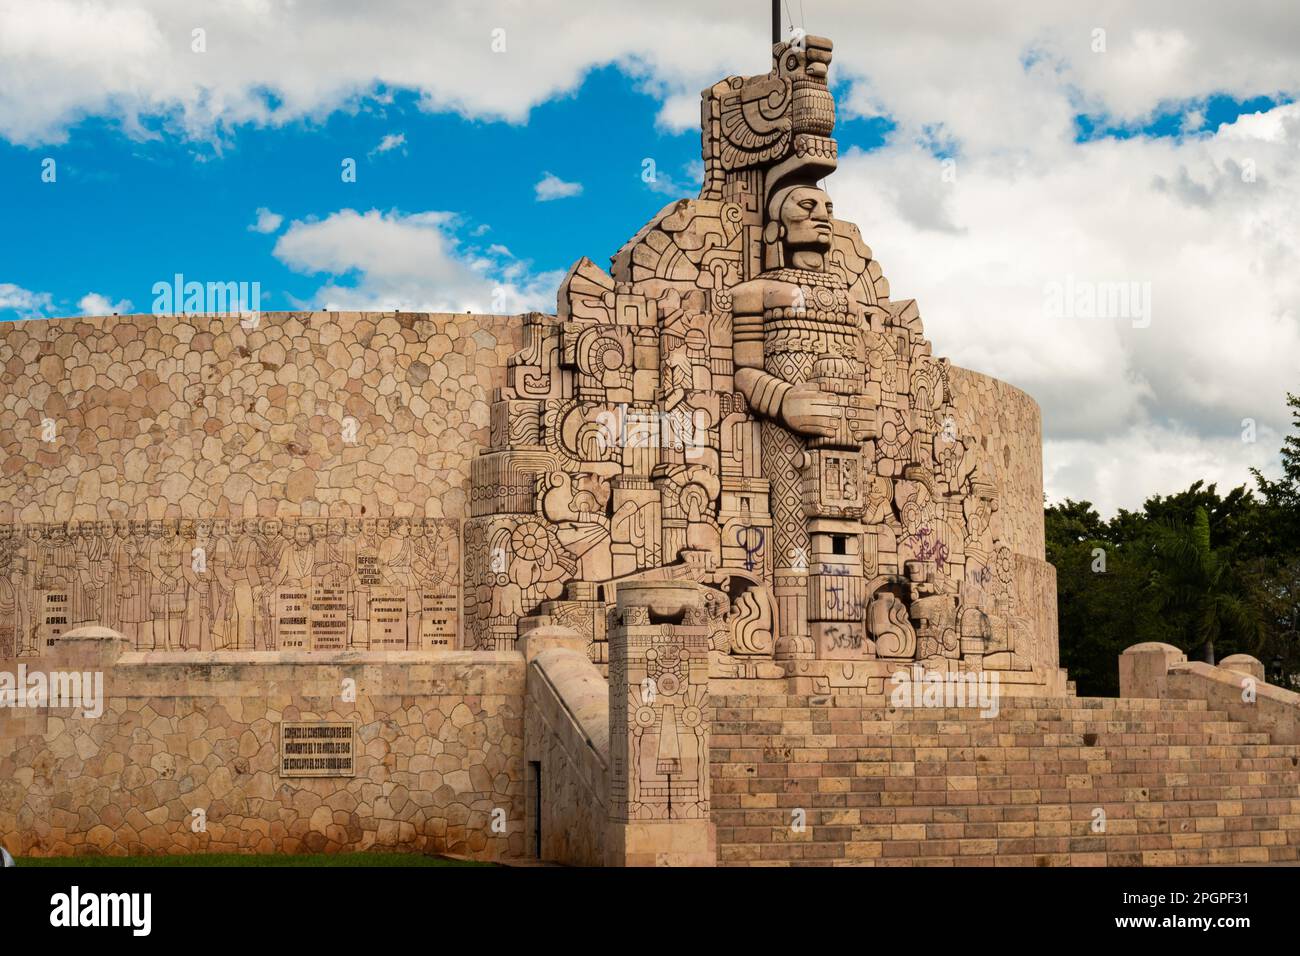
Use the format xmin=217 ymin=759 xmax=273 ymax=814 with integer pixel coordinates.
xmin=711 ymin=693 xmax=1300 ymax=866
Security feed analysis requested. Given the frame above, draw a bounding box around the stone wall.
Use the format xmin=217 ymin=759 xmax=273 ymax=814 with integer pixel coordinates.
xmin=946 ymin=365 xmax=1045 ymax=561
xmin=1120 ymin=642 xmax=1300 ymax=743
xmin=0 ymin=630 xmax=525 ymax=859
xmin=0 ymin=310 xmax=528 ymax=655
xmin=521 ymin=630 xmax=609 ymax=866
xmin=0 ymin=310 xmax=525 ymax=522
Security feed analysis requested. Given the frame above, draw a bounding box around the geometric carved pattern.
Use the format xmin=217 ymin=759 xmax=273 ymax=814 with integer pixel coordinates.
xmin=463 ymin=33 xmax=1050 ymax=681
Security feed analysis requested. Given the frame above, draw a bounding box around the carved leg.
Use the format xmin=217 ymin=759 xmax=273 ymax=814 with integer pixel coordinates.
xmin=761 ymin=420 xmax=813 ymax=659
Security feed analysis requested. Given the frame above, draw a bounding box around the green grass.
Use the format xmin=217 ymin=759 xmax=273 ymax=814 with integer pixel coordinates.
xmin=18 ymin=852 xmax=490 ymax=867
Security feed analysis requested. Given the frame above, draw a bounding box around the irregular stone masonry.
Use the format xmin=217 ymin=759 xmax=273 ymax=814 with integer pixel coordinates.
xmin=0 ymin=310 xmax=522 ymax=524
xmin=710 ymin=692 xmax=1300 ymax=866
xmin=0 ymin=646 xmax=526 ymax=859
xmin=0 ymin=310 xmax=527 ymax=654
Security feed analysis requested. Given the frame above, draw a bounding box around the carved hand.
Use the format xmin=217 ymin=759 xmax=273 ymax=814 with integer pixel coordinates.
xmin=780 ymin=384 xmax=841 ymax=438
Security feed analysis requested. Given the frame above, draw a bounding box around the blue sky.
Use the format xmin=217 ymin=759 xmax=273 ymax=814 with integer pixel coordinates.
xmin=0 ymin=65 xmax=1274 ymax=321
xmin=1 ymin=0 xmax=1298 ymax=516
xmin=0 ymin=69 xmax=902 ymax=319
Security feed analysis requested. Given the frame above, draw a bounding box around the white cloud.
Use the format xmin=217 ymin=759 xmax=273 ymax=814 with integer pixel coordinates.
xmin=4 ymin=0 xmax=1299 ymax=514
xmin=1 ymin=2 xmax=1296 ymax=148
xmin=369 ymin=132 xmax=406 ymax=157
xmin=77 ymin=292 xmax=132 ymax=315
xmin=829 ymin=103 xmax=1300 ymax=515
xmin=272 ymin=208 xmax=561 ymax=314
xmin=0 ymin=282 xmax=54 ymax=318
xmin=248 ymin=207 xmax=283 ymax=234
xmin=534 ymin=172 xmax=583 ymax=201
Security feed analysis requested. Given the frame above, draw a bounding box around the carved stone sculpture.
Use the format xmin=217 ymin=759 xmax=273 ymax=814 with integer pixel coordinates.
xmin=460 ymin=33 xmax=1057 ymax=693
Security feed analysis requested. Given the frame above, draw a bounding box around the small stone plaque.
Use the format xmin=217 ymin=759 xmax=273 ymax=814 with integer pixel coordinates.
xmin=419 ymin=588 xmax=456 ymax=650
xmin=367 ymin=587 xmax=407 ymax=649
xmin=279 ymin=721 xmax=356 ymax=778
xmin=309 ymin=586 xmax=349 ymax=651
xmin=39 ymin=590 xmax=70 ymax=650
xmin=274 ymin=587 xmax=310 ymax=651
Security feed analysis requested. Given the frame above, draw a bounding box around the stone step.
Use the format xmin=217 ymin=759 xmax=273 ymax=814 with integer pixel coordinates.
xmin=717 ymin=840 xmax=1300 ymax=867
xmin=716 ymin=708 xmax=1247 ymax=723
xmin=715 ymin=801 xmax=1300 ymax=822
xmin=712 ymin=723 xmax=1268 ymax=738
xmin=712 ymin=695 xmax=1210 ymax=712
xmin=712 ymin=790 xmax=1300 ymax=811
xmin=716 ymin=828 xmax=1300 ymax=855
xmin=714 ymin=760 xmax=1300 ymax=779
xmin=714 ymin=707 xmax=1236 ymax=724
xmin=707 ymin=691 xmax=1300 ymax=865
xmin=714 ymin=734 xmax=1283 ymax=750
xmin=714 ymin=794 xmax=1300 ymax=816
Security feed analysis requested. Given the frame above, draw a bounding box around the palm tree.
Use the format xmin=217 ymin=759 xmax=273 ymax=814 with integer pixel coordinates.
xmin=1146 ymin=506 xmax=1258 ymax=664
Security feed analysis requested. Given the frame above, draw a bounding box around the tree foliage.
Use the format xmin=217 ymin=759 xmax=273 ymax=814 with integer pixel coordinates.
xmin=1048 ymin=394 xmax=1300 ymax=695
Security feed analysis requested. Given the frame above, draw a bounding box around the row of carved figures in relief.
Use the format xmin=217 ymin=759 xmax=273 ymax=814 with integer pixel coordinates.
xmin=0 ymin=518 xmax=460 ymax=657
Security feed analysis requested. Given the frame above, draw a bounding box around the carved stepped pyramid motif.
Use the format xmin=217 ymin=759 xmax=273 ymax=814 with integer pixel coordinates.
xmin=711 ymin=692 xmax=1300 ymax=866
xmin=465 ymin=34 xmax=1062 ymax=697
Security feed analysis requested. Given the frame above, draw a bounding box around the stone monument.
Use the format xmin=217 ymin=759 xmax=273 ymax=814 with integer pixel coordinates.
xmin=464 ymin=32 xmax=1062 ymax=697
xmin=5 ymin=31 xmax=1298 ymax=870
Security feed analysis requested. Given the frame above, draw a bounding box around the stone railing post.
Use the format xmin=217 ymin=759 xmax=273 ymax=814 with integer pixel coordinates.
xmin=1118 ymin=642 xmax=1186 ymax=699
xmin=1220 ymin=654 xmax=1265 ymax=683
xmin=605 ymin=581 xmax=715 ymax=866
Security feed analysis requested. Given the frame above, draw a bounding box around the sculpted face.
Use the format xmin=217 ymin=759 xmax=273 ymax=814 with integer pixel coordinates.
xmin=294 ymin=524 xmax=313 ymax=547
xmin=780 ymin=186 xmax=834 ymax=251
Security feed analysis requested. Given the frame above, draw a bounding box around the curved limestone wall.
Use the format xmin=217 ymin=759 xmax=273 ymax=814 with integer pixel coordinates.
xmin=0 ymin=311 xmax=522 ymax=522
xmin=948 ymin=364 xmax=1058 ymax=676
xmin=946 ymin=364 xmax=1046 ymax=562
xmin=0 ymin=311 xmax=527 ymax=656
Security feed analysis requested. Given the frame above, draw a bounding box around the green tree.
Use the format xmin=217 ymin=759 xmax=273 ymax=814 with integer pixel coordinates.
xmin=1252 ymin=391 xmax=1300 ymax=509
xmin=1146 ymin=506 xmax=1259 ymax=664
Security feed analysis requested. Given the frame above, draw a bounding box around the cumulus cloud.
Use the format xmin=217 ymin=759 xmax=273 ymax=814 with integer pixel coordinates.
xmin=4 ymin=0 xmax=1298 ymax=514
xmin=248 ymin=207 xmax=283 ymax=234
xmin=77 ymin=292 xmax=132 ymax=315
xmin=534 ymin=172 xmax=583 ymax=201
xmin=0 ymin=282 xmax=54 ymax=318
xmin=1 ymin=1 xmax=1296 ymax=147
xmin=828 ymin=102 xmax=1300 ymax=515
xmin=272 ymin=208 xmax=561 ymax=314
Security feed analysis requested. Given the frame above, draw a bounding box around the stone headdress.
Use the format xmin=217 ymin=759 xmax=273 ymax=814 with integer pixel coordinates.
xmin=700 ymin=34 xmax=838 ymax=268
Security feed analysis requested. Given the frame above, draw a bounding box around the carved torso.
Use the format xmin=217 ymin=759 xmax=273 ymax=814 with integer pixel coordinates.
xmin=757 ymin=268 xmax=865 ymax=388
